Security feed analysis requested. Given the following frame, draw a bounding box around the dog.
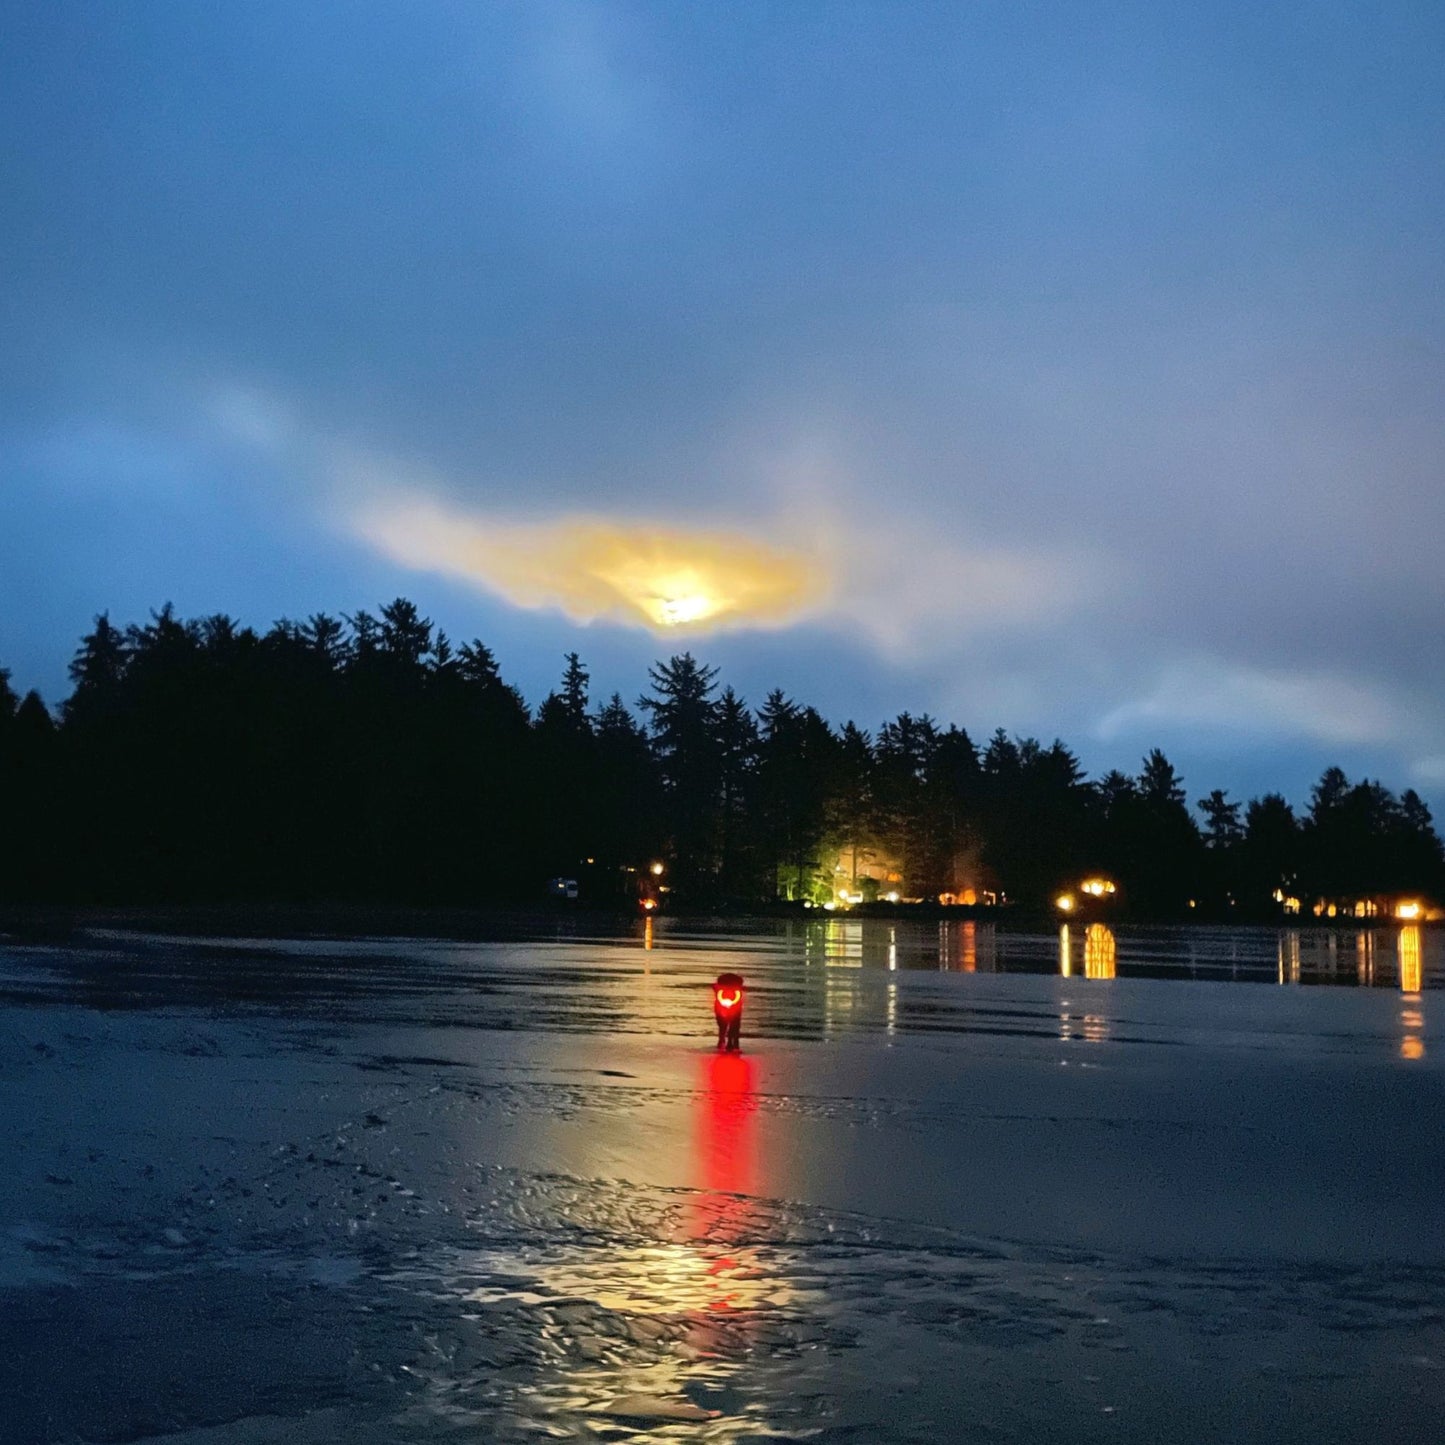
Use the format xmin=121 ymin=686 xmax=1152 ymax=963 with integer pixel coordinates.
xmin=712 ymin=972 xmax=744 ymax=1051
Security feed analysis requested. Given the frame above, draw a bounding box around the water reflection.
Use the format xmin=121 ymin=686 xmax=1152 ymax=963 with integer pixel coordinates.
xmin=1279 ymin=930 xmax=1301 ymax=985
xmin=681 ymin=1051 xmax=790 ymax=1429
xmin=861 ymin=924 xmax=892 ymax=970
xmin=1056 ymin=923 xmax=1116 ymax=981
xmin=1400 ymin=924 xmax=1425 ymax=1060
xmin=693 ymin=1051 xmax=757 ymax=1209
xmin=1083 ymin=923 xmax=1117 ymax=980
xmin=1400 ymin=924 xmax=1423 ymax=994
xmin=1265 ymin=924 xmax=1441 ymax=995
xmin=937 ymin=919 xmax=995 ymax=972
xmin=449 ymin=1053 xmax=784 ymax=1434
xmin=1356 ymin=929 xmax=1375 ymax=986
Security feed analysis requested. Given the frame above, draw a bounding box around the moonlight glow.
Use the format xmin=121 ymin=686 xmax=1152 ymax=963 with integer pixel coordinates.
xmin=351 ymin=497 xmax=827 ymax=634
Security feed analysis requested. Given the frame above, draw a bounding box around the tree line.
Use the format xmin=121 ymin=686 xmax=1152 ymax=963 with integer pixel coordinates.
xmin=1 ymin=599 xmax=1441 ymax=916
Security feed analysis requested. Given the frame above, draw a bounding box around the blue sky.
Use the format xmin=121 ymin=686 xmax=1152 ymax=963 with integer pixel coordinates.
xmin=3 ymin=1 xmax=1443 ymax=814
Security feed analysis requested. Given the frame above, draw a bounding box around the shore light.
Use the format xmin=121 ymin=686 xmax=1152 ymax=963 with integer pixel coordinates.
xmin=650 ymin=861 xmax=665 ymax=876
xmin=1396 ymin=900 xmax=1423 ymax=921
xmin=1080 ymin=878 xmax=1116 ymax=898
xmin=1055 ymin=893 xmax=1076 ymax=913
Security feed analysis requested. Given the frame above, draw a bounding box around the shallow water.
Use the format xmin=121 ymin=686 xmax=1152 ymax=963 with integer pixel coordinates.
xmin=0 ymin=921 xmax=1442 ymax=1442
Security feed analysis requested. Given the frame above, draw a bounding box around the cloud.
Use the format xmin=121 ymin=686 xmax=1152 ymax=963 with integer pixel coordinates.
xmin=206 ymin=384 xmax=295 ymax=452
xmin=1410 ymin=757 xmax=1445 ymax=788
xmin=828 ymin=521 xmax=1108 ymax=658
xmin=350 ymin=493 xmax=828 ymax=634
xmin=1095 ymin=658 xmax=1398 ymax=748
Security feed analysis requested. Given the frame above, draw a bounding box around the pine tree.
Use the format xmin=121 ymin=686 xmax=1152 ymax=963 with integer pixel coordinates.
xmin=638 ymin=654 xmax=721 ymax=896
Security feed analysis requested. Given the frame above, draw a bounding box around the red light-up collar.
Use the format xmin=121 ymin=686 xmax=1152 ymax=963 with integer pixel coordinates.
xmin=714 ymin=988 xmax=742 ymax=1010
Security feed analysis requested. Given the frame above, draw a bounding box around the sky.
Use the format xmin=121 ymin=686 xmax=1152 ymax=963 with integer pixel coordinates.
xmin=3 ymin=1 xmax=1443 ymax=815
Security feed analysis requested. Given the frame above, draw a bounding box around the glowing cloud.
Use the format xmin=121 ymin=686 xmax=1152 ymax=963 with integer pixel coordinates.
xmin=351 ymin=496 xmax=827 ymax=633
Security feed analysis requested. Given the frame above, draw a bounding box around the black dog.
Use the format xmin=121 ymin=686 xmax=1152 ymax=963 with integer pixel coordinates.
xmin=713 ymin=973 xmax=744 ymax=1051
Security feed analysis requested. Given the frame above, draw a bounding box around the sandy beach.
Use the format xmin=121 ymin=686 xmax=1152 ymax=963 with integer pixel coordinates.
xmin=1 ymin=919 xmax=1442 ymax=1442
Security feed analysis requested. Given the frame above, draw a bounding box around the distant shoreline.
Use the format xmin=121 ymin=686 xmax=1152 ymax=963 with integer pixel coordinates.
xmin=0 ymin=899 xmax=1434 ymax=944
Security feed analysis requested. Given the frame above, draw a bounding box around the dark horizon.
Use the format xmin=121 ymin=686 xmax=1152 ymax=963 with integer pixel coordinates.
xmin=3 ymin=596 xmax=1440 ymax=919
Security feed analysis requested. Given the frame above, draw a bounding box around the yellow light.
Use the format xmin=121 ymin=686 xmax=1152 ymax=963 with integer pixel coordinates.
xmin=650 ymin=861 xmax=665 ymax=876
xmin=1396 ymin=900 xmax=1423 ymax=921
xmin=1055 ymin=893 xmax=1075 ymax=913
xmin=351 ymin=503 xmax=825 ymax=635
xmin=885 ymin=891 xmax=900 ymax=903
xmin=1079 ymin=877 xmax=1116 ymax=898
xmin=655 ymin=594 xmax=715 ymax=626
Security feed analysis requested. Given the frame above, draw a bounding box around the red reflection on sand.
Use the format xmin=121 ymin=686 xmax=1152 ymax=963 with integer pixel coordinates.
xmin=696 ymin=1051 xmax=756 ymax=1197
xmin=687 ymin=1050 xmax=759 ymax=1264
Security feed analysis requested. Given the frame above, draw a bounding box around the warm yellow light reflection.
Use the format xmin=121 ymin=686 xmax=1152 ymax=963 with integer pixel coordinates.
xmin=1084 ymin=923 xmax=1117 ymax=980
xmin=1278 ymin=930 xmax=1301 ymax=985
xmin=1059 ymin=923 xmax=1072 ymax=977
xmin=352 ymin=500 xmax=826 ymax=633
xmin=1356 ymin=930 xmax=1375 ymax=987
xmin=1399 ymin=923 xmax=1424 ymax=1059
xmin=1399 ymin=924 xmax=1423 ymax=994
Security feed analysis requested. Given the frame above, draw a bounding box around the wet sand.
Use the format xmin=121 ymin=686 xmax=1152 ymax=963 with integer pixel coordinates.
xmin=1 ymin=922 xmax=1442 ymax=1441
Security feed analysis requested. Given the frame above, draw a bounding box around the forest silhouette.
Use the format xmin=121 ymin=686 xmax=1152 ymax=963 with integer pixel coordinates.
xmin=1 ymin=599 xmax=1441 ymax=916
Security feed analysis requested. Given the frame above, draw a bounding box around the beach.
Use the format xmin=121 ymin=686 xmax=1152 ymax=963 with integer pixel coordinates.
xmin=1 ymin=919 xmax=1442 ymax=1442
